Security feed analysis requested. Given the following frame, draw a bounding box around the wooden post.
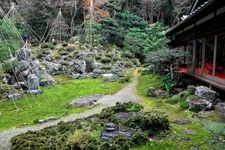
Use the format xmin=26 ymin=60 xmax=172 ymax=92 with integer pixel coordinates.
xmin=213 ymin=35 xmax=217 ymax=76
xmin=192 ymin=40 xmax=196 ymax=74
xmin=201 ymin=38 xmax=206 ymax=76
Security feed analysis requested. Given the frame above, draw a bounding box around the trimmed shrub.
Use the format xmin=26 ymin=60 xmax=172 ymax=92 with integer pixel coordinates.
xmin=95 ymin=56 xmax=102 ymax=61
xmin=68 ymin=130 xmax=91 ymax=145
xmin=101 ymin=57 xmax=111 ymax=64
xmin=124 ymin=61 xmax=133 ymax=68
xmin=40 ymin=43 xmax=54 ymax=49
xmin=122 ymin=51 xmax=133 ymax=59
xmin=124 ymin=108 xmax=169 ymax=134
xmin=62 ymin=43 xmax=68 ymax=47
xmin=131 ymin=131 xmax=149 ymax=145
xmin=60 ymin=51 xmax=69 ymax=56
xmin=85 ymin=58 xmax=94 ymax=73
xmin=100 ymin=65 xmax=111 ymax=70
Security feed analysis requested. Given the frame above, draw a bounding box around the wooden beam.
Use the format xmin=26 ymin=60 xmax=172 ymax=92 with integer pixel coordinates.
xmin=213 ymin=35 xmax=217 ymax=76
xmin=201 ymin=38 xmax=206 ymax=76
xmin=192 ymin=40 xmax=196 ymax=73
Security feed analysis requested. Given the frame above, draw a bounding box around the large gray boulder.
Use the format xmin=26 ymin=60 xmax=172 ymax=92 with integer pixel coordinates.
xmin=195 ymin=86 xmax=218 ymax=103
xmin=186 ymin=97 xmax=214 ymax=111
xmin=102 ymin=74 xmax=118 ymax=80
xmin=17 ymin=48 xmax=31 ymax=61
xmin=70 ymin=94 xmax=103 ymax=107
xmin=16 ymin=61 xmax=29 ymax=72
xmin=46 ymin=63 xmax=61 ymax=75
xmin=27 ymin=74 xmax=41 ymax=95
xmin=73 ymin=60 xmax=86 ymax=74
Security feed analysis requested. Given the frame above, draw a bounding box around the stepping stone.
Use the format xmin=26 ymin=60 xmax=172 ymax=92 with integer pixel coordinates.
xmin=181 ymin=128 xmax=197 ymax=135
xmin=173 ymin=119 xmax=192 ymax=125
xmin=176 ymin=136 xmax=191 ymax=141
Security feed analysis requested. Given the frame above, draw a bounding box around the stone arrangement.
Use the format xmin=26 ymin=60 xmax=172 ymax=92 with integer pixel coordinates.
xmin=100 ymin=123 xmax=136 ymax=141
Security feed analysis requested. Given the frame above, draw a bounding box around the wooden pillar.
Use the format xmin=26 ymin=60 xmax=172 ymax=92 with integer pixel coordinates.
xmin=213 ymin=35 xmax=217 ymax=76
xmin=201 ymin=38 xmax=206 ymax=76
xmin=192 ymin=40 xmax=196 ymax=74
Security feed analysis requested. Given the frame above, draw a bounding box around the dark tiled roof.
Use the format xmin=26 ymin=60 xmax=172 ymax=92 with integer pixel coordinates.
xmin=166 ymin=0 xmax=215 ymax=35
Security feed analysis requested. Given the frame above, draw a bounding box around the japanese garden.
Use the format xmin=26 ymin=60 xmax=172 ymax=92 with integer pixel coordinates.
xmin=0 ymin=0 xmax=225 ymax=149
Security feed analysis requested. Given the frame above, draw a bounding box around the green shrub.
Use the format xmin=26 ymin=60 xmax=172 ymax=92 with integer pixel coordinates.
xmin=60 ymin=51 xmax=69 ymax=56
xmin=124 ymin=108 xmax=169 ymax=134
xmin=131 ymin=131 xmax=149 ymax=145
xmin=40 ymin=43 xmax=54 ymax=49
xmin=100 ymin=65 xmax=111 ymax=70
xmin=122 ymin=51 xmax=133 ymax=58
xmin=85 ymin=58 xmax=94 ymax=73
xmin=62 ymin=43 xmax=68 ymax=47
xmin=119 ymin=76 xmax=130 ymax=83
xmin=105 ymin=53 xmax=113 ymax=58
xmin=112 ymin=57 xmax=121 ymax=61
xmin=68 ymin=130 xmax=91 ymax=145
xmin=161 ymin=74 xmax=174 ymax=92
xmin=95 ymin=56 xmax=102 ymax=61
xmin=101 ymin=57 xmax=111 ymax=64
xmin=203 ymin=121 xmax=225 ymax=136
xmin=2 ymin=59 xmax=18 ymax=73
xmin=30 ymin=38 xmax=40 ymax=46
xmin=179 ymin=96 xmax=189 ymax=110
xmin=124 ymin=61 xmax=133 ymax=68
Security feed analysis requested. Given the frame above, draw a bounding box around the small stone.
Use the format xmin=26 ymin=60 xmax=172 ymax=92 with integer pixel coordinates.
xmin=147 ymin=87 xmax=156 ymax=97
xmin=8 ymin=93 xmax=22 ymax=100
xmin=105 ymin=123 xmax=118 ymax=131
xmin=173 ymin=119 xmax=192 ymax=125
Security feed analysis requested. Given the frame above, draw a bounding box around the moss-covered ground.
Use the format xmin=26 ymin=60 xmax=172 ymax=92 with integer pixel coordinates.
xmin=0 ymin=77 xmax=127 ymax=131
xmin=134 ymin=74 xmax=224 ymax=150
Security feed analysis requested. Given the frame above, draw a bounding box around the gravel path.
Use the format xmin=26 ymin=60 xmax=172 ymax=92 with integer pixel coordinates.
xmin=0 ymin=71 xmax=139 ymax=150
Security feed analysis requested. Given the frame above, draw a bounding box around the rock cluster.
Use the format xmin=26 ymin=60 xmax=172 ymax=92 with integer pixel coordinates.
xmin=100 ymin=123 xmax=136 ymax=141
xmin=39 ymin=43 xmax=139 ymax=80
xmin=186 ymin=86 xmax=219 ymax=111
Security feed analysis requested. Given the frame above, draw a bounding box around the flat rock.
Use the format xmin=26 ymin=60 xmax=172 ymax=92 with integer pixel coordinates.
xmin=181 ymin=128 xmax=197 ymax=135
xmin=173 ymin=119 xmax=192 ymax=125
xmin=176 ymin=136 xmax=191 ymax=141
xmin=70 ymin=94 xmax=104 ymax=107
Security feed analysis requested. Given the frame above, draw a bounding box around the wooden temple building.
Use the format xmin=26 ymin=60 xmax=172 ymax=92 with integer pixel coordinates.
xmin=166 ymin=0 xmax=225 ymax=90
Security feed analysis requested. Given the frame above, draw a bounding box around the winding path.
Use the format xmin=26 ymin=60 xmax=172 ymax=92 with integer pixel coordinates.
xmin=0 ymin=71 xmax=140 ymax=150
